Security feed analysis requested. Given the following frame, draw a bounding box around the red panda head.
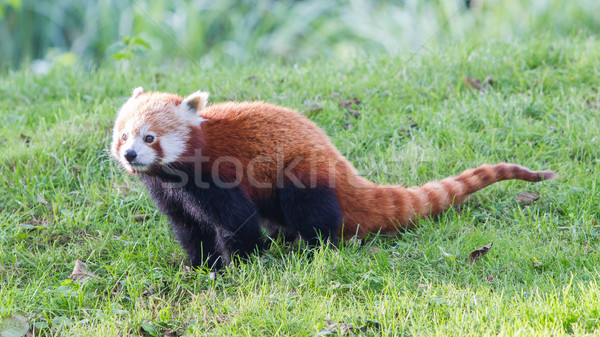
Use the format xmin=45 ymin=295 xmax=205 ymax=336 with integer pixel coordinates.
xmin=111 ymin=87 xmax=209 ymax=174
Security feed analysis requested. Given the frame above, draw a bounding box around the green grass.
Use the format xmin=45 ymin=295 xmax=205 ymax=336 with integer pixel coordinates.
xmin=1 ymin=35 xmax=600 ymax=336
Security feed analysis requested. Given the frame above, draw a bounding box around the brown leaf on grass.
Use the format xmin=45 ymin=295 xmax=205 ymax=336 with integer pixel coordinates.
xmin=468 ymin=242 xmax=493 ymax=265
xmin=134 ymin=214 xmax=150 ymax=222
xmin=338 ymin=97 xmax=361 ymax=118
xmin=338 ymin=97 xmax=361 ymax=109
xmin=69 ymin=259 xmax=99 ymax=283
xmin=303 ymin=102 xmax=324 ymax=116
xmin=348 ymin=109 xmax=361 ymax=118
xmin=584 ymin=98 xmax=600 ymax=109
xmin=162 ymin=330 xmax=180 ymax=337
xmin=464 ymin=75 xmax=494 ymax=92
xmin=112 ymin=282 xmax=123 ymax=295
xmin=515 ymin=191 xmax=540 ymax=205
xmin=464 ymin=77 xmax=484 ymax=91
xmin=141 ymin=285 xmax=156 ymax=297
xmin=153 ymin=73 xmax=165 ymax=83
xmin=214 ymin=314 xmax=230 ymax=324
xmin=487 ymin=275 xmax=495 ymax=282
xmin=320 ymin=320 xmax=354 ymax=336
xmin=20 ymin=134 xmax=31 ymax=144
xmin=483 ymin=75 xmax=494 ymax=86
xmin=319 ymin=319 xmax=380 ymax=335
xmin=19 ymin=217 xmax=49 ymax=231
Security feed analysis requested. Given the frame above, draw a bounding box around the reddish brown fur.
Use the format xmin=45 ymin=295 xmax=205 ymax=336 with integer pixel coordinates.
xmin=178 ymin=101 xmax=556 ymax=239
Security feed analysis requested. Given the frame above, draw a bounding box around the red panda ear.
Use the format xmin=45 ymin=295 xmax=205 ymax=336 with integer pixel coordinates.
xmin=132 ymin=87 xmax=144 ymax=98
xmin=178 ymin=91 xmax=210 ymax=125
xmin=182 ymin=91 xmax=209 ymax=112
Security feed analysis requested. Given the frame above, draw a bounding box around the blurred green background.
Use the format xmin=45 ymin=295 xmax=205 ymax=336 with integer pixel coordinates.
xmin=1 ymin=0 xmax=599 ymax=70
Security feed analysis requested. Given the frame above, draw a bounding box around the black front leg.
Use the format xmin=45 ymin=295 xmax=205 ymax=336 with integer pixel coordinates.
xmin=144 ymin=170 xmax=266 ymax=269
xmin=141 ymin=174 xmax=222 ymax=269
xmin=170 ymin=217 xmax=222 ymax=269
xmin=182 ymin=177 xmax=266 ymax=266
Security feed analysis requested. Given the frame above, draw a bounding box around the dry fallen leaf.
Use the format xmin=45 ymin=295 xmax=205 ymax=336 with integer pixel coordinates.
xmin=141 ymin=285 xmax=156 ymax=297
xmin=515 ymin=191 xmax=540 ymax=205
xmin=318 ymin=318 xmax=380 ymax=335
xmin=464 ymin=75 xmax=494 ymax=92
xmin=348 ymin=109 xmax=361 ymax=118
xmin=338 ymin=97 xmax=361 ymax=109
xmin=483 ymin=75 xmax=494 ymax=86
xmin=162 ymin=330 xmax=179 ymax=337
xmin=468 ymin=242 xmax=493 ymax=265
xmin=464 ymin=77 xmax=484 ymax=91
xmin=134 ymin=214 xmax=150 ymax=222
xmin=0 ymin=314 xmax=29 ymax=337
xmin=69 ymin=259 xmax=99 ymax=283
xmin=303 ymin=101 xmax=324 ymax=116
xmin=320 ymin=320 xmax=354 ymax=336
xmin=584 ymin=98 xmax=600 ymax=109
xmin=112 ymin=282 xmax=123 ymax=295
xmin=18 ymin=217 xmax=49 ymax=231
xmin=20 ymin=134 xmax=31 ymax=144
xmin=487 ymin=275 xmax=495 ymax=282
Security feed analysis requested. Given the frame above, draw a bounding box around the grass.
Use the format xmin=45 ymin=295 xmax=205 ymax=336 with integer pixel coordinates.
xmin=2 ymin=0 xmax=600 ymax=69
xmin=1 ymin=35 xmax=600 ymax=336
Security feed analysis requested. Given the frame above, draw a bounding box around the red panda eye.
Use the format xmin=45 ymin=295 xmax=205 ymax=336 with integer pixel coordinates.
xmin=121 ymin=133 xmax=127 ymax=141
xmin=144 ymin=135 xmax=155 ymax=143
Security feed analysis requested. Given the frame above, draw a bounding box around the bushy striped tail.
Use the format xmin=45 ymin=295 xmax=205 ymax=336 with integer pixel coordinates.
xmin=400 ymin=163 xmax=556 ymax=224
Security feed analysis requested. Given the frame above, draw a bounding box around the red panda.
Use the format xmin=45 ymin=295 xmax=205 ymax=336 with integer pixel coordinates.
xmin=111 ymin=87 xmax=556 ymax=269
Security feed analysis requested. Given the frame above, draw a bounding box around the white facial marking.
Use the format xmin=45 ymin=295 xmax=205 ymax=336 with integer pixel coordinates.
xmin=140 ymin=124 xmax=152 ymax=136
xmin=159 ymin=133 xmax=188 ymax=164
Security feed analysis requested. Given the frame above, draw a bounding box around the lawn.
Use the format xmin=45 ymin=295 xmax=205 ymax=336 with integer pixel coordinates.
xmin=1 ymin=35 xmax=599 ymax=336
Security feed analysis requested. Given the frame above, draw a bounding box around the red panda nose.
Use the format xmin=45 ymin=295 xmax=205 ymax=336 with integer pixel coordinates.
xmin=124 ymin=150 xmax=137 ymax=163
